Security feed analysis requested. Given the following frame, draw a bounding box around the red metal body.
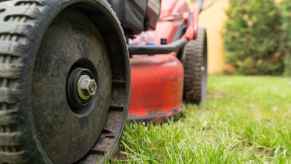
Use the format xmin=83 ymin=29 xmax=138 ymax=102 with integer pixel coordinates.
xmin=129 ymin=0 xmax=200 ymax=121
xmin=129 ymin=55 xmax=184 ymax=121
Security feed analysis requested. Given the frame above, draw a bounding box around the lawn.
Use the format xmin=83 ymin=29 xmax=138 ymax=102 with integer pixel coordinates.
xmin=112 ymin=76 xmax=291 ymax=164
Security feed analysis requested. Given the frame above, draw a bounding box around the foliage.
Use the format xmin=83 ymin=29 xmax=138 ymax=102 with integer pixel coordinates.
xmin=224 ymin=0 xmax=284 ymax=75
xmin=111 ymin=76 xmax=291 ymax=163
xmin=281 ymin=0 xmax=291 ymax=76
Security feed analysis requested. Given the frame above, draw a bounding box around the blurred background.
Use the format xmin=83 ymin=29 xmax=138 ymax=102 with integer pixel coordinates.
xmin=194 ymin=0 xmax=291 ymax=75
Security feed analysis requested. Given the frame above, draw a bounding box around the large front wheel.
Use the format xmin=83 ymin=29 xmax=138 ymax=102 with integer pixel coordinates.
xmin=0 ymin=1 xmax=129 ymax=164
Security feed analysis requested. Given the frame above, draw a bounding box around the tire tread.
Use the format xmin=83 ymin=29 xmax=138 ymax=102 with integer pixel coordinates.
xmin=182 ymin=28 xmax=207 ymax=104
xmin=0 ymin=0 xmax=45 ymax=163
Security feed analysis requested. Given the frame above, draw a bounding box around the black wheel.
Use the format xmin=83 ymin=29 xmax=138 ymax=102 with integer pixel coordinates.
xmin=182 ymin=28 xmax=208 ymax=104
xmin=0 ymin=1 xmax=130 ymax=164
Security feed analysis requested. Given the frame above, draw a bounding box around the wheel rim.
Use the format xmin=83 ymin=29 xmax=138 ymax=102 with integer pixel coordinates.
xmin=31 ymin=9 xmax=111 ymax=164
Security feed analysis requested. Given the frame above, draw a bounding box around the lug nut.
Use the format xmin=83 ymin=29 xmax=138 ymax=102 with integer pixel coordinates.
xmin=77 ymin=75 xmax=97 ymax=101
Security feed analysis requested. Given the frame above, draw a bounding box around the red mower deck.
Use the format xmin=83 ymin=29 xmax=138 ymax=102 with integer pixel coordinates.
xmin=129 ymin=55 xmax=184 ymax=121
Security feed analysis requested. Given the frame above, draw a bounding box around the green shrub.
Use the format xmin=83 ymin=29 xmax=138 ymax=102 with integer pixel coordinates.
xmin=281 ymin=0 xmax=291 ymax=76
xmin=224 ymin=0 xmax=284 ymax=75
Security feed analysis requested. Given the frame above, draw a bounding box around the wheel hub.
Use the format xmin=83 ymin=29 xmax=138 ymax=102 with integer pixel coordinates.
xmin=67 ymin=67 xmax=98 ymax=114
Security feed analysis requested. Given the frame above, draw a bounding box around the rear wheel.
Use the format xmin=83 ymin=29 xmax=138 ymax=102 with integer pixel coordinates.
xmin=0 ymin=1 xmax=129 ymax=164
xmin=182 ymin=28 xmax=208 ymax=104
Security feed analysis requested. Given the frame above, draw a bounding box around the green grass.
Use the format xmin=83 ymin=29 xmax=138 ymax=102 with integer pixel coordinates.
xmin=112 ymin=76 xmax=291 ymax=163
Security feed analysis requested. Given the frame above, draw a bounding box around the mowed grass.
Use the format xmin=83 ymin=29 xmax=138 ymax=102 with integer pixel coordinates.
xmin=112 ymin=76 xmax=291 ymax=164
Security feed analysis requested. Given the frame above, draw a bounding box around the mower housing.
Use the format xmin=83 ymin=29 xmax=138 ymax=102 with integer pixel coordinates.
xmin=129 ymin=55 xmax=184 ymax=121
xmin=128 ymin=0 xmax=206 ymax=122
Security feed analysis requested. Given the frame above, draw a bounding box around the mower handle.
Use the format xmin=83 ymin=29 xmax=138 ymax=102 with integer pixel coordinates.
xmin=129 ymin=0 xmax=205 ymax=55
xmin=183 ymin=0 xmax=205 ymax=41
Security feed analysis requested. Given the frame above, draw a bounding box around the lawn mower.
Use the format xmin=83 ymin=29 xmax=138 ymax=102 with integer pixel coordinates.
xmin=0 ymin=0 xmax=207 ymax=164
xmin=128 ymin=0 xmax=208 ymax=121
xmin=0 ymin=0 xmax=160 ymax=164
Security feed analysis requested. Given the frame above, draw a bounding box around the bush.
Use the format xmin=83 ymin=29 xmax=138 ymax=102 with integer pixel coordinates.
xmin=224 ymin=0 xmax=284 ymax=75
xmin=281 ymin=0 xmax=291 ymax=76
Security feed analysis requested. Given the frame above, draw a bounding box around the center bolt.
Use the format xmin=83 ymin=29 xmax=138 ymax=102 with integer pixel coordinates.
xmin=77 ymin=75 xmax=97 ymax=101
